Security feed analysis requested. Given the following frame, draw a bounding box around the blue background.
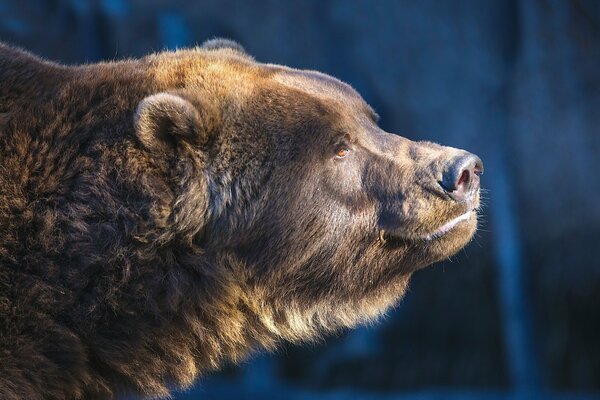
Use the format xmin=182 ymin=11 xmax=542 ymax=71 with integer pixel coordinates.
xmin=1 ymin=1 xmax=599 ymax=399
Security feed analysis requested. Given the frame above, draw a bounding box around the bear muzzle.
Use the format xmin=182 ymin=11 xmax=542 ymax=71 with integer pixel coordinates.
xmin=439 ymin=153 xmax=484 ymax=204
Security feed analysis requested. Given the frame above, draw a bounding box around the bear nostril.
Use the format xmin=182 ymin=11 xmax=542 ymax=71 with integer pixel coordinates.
xmin=457 ymin=169 xmax=471 ymax=188
xmin=440 ymin=154 xmax=483 ymax=202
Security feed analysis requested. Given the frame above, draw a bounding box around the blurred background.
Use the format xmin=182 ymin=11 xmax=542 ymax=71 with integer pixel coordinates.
xmin=1 ymin=0 xmax=599 ymax=399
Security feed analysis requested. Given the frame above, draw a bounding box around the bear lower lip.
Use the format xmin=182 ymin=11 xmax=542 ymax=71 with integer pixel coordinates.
xmin=424 ymin=211 xmax=474 ymax=241
xmin=379 ymin=210 xmax=475 ymax=245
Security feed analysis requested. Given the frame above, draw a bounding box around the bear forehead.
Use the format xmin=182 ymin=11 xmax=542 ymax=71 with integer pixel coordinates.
xmin=270 ymin=68 xmax=378 ymax=121
xmin=147 ymin=49 xmax=377 ymax=122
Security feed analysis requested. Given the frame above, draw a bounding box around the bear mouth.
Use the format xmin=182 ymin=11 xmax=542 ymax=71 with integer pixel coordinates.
xmin=379 ymin=210 xmax=476 ymax=244
xmin=423 ymin=210 xmax=474 ymax=241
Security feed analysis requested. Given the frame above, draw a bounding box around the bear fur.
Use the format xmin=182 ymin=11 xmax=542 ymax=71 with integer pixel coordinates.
xmin=0 ymin=39 xmax=481 ymax=399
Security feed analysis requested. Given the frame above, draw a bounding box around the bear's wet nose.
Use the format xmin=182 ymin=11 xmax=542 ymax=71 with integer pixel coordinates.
xmin=440 ymin=154 xmax=484 ymax=202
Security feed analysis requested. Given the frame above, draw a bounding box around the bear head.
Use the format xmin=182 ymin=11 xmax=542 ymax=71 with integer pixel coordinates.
xmin=132 ymin=39 xmax=484 ymax=342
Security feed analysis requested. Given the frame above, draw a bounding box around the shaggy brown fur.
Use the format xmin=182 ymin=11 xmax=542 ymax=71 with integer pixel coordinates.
xmin=0 ymin=39 xmax=482 ymax=399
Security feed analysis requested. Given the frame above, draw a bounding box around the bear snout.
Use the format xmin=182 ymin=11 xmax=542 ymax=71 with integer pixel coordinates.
xmin=439 ymin=153 xmax=484 ymax=203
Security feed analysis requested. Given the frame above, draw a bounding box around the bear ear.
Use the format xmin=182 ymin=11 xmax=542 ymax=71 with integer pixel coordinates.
xmin=200 ymin=38 xmax=252 ymax=58
xmin=134 ymin=93 xmax=208 ymax=155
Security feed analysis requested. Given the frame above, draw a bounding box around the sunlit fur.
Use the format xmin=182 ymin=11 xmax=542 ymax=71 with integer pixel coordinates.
xmin=0 ymin=40 xmax=480 ymax=399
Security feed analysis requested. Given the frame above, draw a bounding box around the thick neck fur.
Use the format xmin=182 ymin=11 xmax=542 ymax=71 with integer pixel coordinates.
xmin=0 ymin=44 xmax=344 ymax=399
xmin=0 ymin=45 xmax=245 ymax=399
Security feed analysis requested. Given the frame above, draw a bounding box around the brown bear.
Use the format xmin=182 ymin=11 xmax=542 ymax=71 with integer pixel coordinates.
xmin=0 ymin=39 xmax=483 ymax=399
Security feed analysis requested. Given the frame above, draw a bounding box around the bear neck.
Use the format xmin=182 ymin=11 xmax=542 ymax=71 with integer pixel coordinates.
xmin=0 ymin=45 xmax=289 ymax=397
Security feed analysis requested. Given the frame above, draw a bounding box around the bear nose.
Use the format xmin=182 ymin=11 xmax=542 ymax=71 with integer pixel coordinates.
xmin=440 ymin=154 xmax=484 ymax=202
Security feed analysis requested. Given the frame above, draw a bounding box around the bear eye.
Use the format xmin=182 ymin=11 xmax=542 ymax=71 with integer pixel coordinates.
xmin=335 ymin=148 xmax=351 ymax=159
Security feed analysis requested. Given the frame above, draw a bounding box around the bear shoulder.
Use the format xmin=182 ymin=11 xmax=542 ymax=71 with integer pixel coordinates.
xmin=0 ymin=43 xmax=69 ymax=103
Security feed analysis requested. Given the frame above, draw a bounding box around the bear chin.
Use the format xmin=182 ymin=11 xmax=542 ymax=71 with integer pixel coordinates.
xmin=419 ymin=215 xmax=478 ymax=265
xmin=381 ymin=211 xmax=478 ymax=267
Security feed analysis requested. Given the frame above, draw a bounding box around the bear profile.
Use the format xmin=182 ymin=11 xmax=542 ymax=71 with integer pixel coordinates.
xmin=0 ymin=40 xmax=483 ymax=399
